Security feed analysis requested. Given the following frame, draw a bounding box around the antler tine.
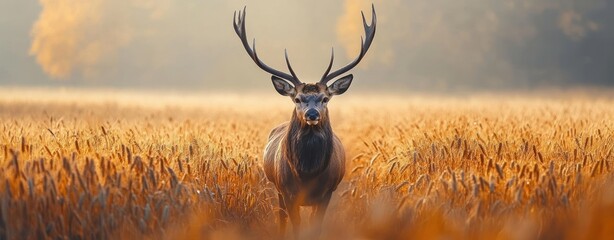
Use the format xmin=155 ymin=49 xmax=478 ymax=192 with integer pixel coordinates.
xmin=320 ymin=4 xmax=377 ymax=84
xmin=285 ymin=49 xmax=299 ymax=83
xmin=321 ymin=47 xmax=335 ymax=81
xmin=233 ymin=6 xmax=301 ymax=85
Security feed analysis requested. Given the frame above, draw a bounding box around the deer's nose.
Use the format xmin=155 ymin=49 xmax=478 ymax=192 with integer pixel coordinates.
xmin=305 ymin=109 xmax=320 ymax=121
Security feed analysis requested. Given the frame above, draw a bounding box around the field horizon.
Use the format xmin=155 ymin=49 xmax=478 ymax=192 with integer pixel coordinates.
xmin=1 ymin=88 xmax=614 ymax=239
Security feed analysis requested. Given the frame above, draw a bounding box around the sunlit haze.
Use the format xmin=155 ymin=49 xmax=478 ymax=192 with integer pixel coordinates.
xmin=1 ymin=0 xmax=613 ymax=91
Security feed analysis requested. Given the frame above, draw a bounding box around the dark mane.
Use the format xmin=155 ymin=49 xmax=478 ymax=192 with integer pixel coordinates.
xmin=283 ymin=110 xmax=334 ymax=181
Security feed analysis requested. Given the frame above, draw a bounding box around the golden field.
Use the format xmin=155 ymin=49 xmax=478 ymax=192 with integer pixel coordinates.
xmin=1 ymin=88 xmax=614 ymax=239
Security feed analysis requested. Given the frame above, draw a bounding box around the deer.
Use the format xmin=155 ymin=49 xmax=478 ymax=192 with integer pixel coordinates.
xmin=233 ymin=5 xmax=376 ymax=237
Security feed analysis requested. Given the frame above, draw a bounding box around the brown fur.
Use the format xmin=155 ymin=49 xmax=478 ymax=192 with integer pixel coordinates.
xmin=263 ymin=97 xmax=346 ymax=236
xmin=299 ymin=83 xmax=322 ymax=94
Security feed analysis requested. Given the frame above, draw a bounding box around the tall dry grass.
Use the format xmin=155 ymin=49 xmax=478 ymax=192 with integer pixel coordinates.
xmin=1 ymin=89 xmax=613 ymax=239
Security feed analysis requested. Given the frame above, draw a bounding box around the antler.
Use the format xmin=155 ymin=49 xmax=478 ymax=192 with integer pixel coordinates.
xmin=233 ymin=7 xmax=301 ymax=85
xmin=320 ymin=4 xmax=377 ymax=84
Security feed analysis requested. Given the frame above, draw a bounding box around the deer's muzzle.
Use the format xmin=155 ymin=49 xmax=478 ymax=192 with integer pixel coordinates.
xmin=305 ymin=109 xmax=320 ymax=125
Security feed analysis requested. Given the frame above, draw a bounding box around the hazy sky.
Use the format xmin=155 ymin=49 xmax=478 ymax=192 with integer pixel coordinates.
xmin=0 ymin=0 xmax=613 ymax=91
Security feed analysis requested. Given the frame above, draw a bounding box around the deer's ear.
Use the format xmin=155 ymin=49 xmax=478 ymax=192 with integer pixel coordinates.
xmin=271 ymin=76 xmax=295 ymax=96
xmin=328 ymin=74 xmax=353 ymax=95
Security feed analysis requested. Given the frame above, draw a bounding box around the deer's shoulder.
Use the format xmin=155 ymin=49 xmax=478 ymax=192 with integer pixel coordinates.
xmin=268 ymin=122 xmax=290 ymax=139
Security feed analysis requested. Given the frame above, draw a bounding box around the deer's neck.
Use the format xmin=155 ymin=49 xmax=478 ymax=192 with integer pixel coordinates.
xmin=284 ymin=110 xmax=334 ymax=181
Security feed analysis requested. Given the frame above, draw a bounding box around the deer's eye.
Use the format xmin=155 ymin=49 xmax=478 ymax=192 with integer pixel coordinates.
xmin=323 ymin=97 xmax=329 ymax=103
xmin=294 ymin=98 xmax=301 ymax=103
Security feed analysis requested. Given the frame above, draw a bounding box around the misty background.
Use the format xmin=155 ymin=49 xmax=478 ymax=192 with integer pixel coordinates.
xmin=0 ymin=0 xmax=613 ymax=92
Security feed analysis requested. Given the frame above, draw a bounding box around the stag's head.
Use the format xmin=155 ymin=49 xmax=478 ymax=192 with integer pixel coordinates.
xmin=233 ymin=5 xmax=376 ymax=126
